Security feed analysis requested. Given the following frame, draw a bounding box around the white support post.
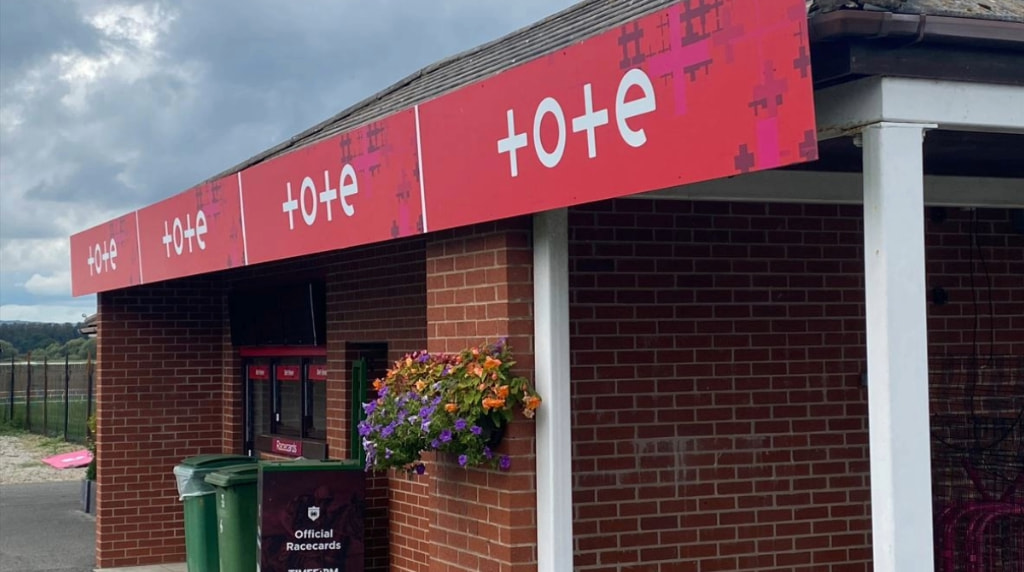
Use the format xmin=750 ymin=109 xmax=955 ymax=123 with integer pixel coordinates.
xmin=861 ymin=122 xmax=935 ymax=572
xmin=533 ymin=208 xmax=573 ymax=572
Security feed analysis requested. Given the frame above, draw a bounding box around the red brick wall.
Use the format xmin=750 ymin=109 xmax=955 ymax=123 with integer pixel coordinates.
xmin=425 ymin=220 xmax=539 ymax=572
xmin=96 ymin=275 xmax=227 ymax=568
xmin=568 ymin=200 xmax=1023 ymax=571
xmin=327 ymin=239 xmax=428 ymax=572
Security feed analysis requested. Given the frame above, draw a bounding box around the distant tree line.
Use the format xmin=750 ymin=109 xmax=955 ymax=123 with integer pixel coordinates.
xmin=0 ymin=322 xmax=96 ymax=361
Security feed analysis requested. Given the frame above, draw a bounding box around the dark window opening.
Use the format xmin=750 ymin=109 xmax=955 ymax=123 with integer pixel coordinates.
xmin=243 ymin=351 xmax=328 ymax=459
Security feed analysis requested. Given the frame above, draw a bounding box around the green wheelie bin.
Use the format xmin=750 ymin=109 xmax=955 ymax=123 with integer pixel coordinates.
xmin=173 ymin=454 xmax=256 ymax=572
xmin=205 ymin=463 xmax=260 ymax=572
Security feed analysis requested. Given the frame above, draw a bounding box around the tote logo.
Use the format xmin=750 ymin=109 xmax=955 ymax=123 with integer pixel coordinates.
xmin=307 ymin=506 xmax=320 ymax=521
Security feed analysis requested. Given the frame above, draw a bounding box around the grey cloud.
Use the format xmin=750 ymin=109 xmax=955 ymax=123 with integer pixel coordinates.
xmin=0 ymin=0 xmax=103 ymax=78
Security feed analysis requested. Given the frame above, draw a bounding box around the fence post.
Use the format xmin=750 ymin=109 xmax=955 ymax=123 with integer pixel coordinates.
xmin=86 ymin=355 xmax=94 ymax=424
xmin=25 ymin=352 xmax=32 ymax=432
xmin=7 ymin=355 xmax=13 ymax=422
xmin=43 ymin=356 xmax=49 ymax=436
xmin=64 ymin=356 xmax=71 ymax=441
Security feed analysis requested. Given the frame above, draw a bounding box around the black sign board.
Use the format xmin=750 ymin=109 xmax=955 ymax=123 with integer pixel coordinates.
xmin=258 ymin=460 xmax=365 ymax=572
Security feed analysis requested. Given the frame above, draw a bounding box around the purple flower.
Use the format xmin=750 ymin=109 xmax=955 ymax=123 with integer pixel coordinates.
xmin=441 ymin=366 xmax=451 ymax=376
xmin=439 ymin=429 xmax=453 ymax=443
xmin=458 ymin=455 xmax=468 ymax=467
xmin=455 ymin=419 xmax=468 ymax=431
xmin=493 ymin=337 xmax=507 ymax=355
xmin=430 ymin=439 xmax=440 ymax=449
xmin=385 ymin=448 xmax=393 ymax=459
xmin=381 ymin=423 xmax=395 ymax=438
xmin=420 ymin=420 xmax=431 ymax=432
xmin=470 ymin=425 xmax=482 ymax=436
xmin=499 ymin=456 xmax=511 ymax=471
xmin=483 ymin=446 xmax=493 ymax=460
xmin=417 ymin=352 xmax=431 ymax=363
xmin=415 ymin=464 xmax=426 ymax=475
xmin=379 ymin=386 xmax=389 ymax=398
xmin=363 ymin=401 xmax=377 ymax=415
xmin=358 ymin=422 xmax=372 ymax=437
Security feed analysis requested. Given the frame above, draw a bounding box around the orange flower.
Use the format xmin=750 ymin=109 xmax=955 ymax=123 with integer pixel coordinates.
xmin=471 ymin=347 xmax=480 ymax=357
xmin=478 ymin=383 xmax=487 ymax=391
xmin=415 ymin=380 xmax=427 ymax=392
xmin=470 ymin=364 xmax=484 ymax=377
xmin=484 ymin=356 xmax=502 ymax=370
xmin=524 ymin=395 xmax=542 ymax=411
xmin=405 ymin=357 xmax=413 ymax=367
xmin=496 ymin=385 xmax=510 ymax=399
xmin=482 ymin=397 xmax=506 ymax=411
xmin=445 ymin=403 xmax=459 ymax=413
xmin=373 ymin=379 xmax=383 ymax=391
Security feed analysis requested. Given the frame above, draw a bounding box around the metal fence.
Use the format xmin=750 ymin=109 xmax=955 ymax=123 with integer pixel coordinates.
xmin=1 ymin=356 xmax=95 ymax=444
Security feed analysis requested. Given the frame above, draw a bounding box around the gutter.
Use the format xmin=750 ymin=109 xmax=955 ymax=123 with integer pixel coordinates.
xmin=809 ymin=10 xmax=1024 ymax=51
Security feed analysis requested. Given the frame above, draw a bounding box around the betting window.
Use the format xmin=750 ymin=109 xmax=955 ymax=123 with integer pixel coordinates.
xmin=244 ymin=355 xmax=328 ymax=459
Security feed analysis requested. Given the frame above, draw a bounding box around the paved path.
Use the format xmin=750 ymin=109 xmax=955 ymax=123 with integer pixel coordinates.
xmin=0 ymin=481 xmax=95 ymax=572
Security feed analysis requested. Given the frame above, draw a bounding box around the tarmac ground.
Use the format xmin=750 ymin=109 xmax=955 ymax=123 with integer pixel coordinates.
xmin=0 ymin=481 xmax=96 ymax=572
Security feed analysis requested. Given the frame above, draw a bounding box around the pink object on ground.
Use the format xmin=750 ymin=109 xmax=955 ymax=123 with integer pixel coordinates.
xmin=42 ymin=450 xmax=93 ymax=469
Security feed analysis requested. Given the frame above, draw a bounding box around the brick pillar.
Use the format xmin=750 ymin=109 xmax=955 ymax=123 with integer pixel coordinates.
xmin=425 ymin=219 xmax=538 ymax=571
xmin=326 ymin=241 xmax=429 ymax=572
xmin=96 ymin=276 xmax=227 ymax=568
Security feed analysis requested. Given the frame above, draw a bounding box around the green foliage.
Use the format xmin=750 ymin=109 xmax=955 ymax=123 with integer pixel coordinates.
xmin=0 ymin=418 xmax=26 ymax=436
xmin=0 ymin=399 xmax=93 ymax=443
xmin=0 ymin=322 xmax=94 ymax=360
xmin=0 ymin=339 xmax=17 ymax=357
xmin=359 ymin=339 xmax=541 ymax=475
xmin=86 ymin=415 xmax=97 ymax=481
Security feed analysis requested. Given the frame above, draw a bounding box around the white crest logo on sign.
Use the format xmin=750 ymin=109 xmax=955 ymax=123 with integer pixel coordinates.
xmin=307 ymin=506 xmax=321 ymax=522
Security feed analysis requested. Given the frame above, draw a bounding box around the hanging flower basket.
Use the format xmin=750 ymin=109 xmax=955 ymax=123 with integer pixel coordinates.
xmin=358 ymin=339 xmax=541 ymax=475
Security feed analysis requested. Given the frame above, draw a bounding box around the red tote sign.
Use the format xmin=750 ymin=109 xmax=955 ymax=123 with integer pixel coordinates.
xmin=70 ymin=0 xmax=815 ymax=296
xmin=248 ymin=365 xmax=270 ymax=380
xmin=70 ymin=212 xmax=142 ymax=297
xmin=308 ymin=364 xmax=328 ymax=381
xmin=419 ymin=0 xmax=816 ymax=230
xmin=242 ymin=109 xmax=424 ymax=265
xmin=136 ymin=176 xmax=246 ymax=283
xmin=276 ymin=365 xmax=301 ymax=381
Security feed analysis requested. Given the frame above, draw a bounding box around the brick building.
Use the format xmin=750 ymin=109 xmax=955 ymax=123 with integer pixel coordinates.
xmin=71 ymin=0 xmax=1023 ymax=571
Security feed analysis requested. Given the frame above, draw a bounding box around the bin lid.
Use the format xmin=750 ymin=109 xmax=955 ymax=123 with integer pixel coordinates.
xmin=178 ymin=454 xmax=255 ymax=469
xmin=204 ymin=463 xmax=259 ymax=487
xmin=259 ymin=458 xmax=363 ymax=474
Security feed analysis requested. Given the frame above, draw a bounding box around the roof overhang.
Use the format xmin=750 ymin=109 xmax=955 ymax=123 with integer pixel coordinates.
xmin=69 ymin=0 xmax=819 ymax=297
xmin=808 ymin=9 xmax=1024 ymax=89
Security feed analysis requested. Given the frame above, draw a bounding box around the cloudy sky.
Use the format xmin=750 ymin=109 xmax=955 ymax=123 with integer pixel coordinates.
xmin=0 ymin=0 xmax=577 ymax=324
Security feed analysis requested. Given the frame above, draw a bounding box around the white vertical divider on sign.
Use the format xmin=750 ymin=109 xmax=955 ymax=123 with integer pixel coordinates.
xmin=533 ymin=208 xmax=573 ymax=572
xmin=134 ymin=212 xmax=145 ymax=283
xmin=237 ymin=171 xmax=249 ymax=265
xmin=861 ymin=121 xmax=936 ymax=572
xmin=414 ymin=105 xmax=429 ymax=233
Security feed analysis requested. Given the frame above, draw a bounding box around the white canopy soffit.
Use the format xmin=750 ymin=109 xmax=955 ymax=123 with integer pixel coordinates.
xmin=815 ymin=76 xmax=1024 ymax=138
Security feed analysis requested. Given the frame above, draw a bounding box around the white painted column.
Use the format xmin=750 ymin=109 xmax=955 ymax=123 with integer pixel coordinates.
xmin=861 ymin=122 xmax=936 ymax=572
xmin=533 ymin=208 xmax=573 ymax=572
